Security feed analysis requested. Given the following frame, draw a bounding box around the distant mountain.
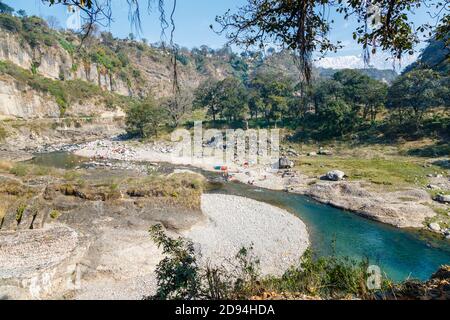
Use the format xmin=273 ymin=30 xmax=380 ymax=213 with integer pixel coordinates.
xmin=315 ymin=55 xmax=365 ymax=69
xmin=316 ymin=67 xmax=398 ymax=83
xmin=314 ymin=53 xmax=418 ymax=71
xmin=255 ymin=51 xmax=398 ymax=83
xmin=403 ymin=35 xmax=449 ymax=74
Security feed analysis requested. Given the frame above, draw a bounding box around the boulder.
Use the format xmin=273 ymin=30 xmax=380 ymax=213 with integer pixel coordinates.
xmin=307 ymin=152 xmax=317 ymax=156
xmin=436 ymin=194 xmax=450 ymax=203
xmin=318 ymin=148 xmax=333 ymax=156
xmin=279 ymin=157 xmax=294 ymax=169
xmin=429 ymin=223 xmax=441 ymax=232
xmin=326 ymin=170 xmax=345 ymax=181
xmin=287 ymin=149 xmax=299 ymax=157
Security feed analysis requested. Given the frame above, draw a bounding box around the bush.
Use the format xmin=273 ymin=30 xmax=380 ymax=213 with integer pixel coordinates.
xmin=49 ymin=209 xmax=61 ymax=220
xmin=147 ymin=229 xmax=384 ymax=300
xmin=176 ymin=53 xmax=190 ymax=66
xmin=125 ymin=97 xmax=169 ymax=138
xmin=147 ymin=225 xmax=262 ymax=300
xmin=264 ymin=250 xmax=371 ymax=299
xmin=0 ymin=125 xmax=7 ymax=141
xmin=0 ymin=14 xmax=22 ymax=32
xmin=15 ymin=203 xmax=27 ymax=224
xmin=9 ymin=163 xmax=29 ymax=177
xmin=59 ymin=37 xmax=76 ymax=55
xmin=148 ymin=224 xmax=200 ymax=300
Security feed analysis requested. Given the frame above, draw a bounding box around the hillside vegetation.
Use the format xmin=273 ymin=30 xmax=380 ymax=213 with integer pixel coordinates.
xmin=0 ymin=13 xmax=401 ymax=100
xmin=0 ymin=13 xmax=448 ymax=144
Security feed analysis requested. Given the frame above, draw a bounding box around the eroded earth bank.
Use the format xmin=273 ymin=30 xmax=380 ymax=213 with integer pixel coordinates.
xmin=0 ymin=165 xmax=309 ymax=299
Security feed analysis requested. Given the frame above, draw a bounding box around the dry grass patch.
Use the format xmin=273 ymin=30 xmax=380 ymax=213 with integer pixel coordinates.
xmin=126 ymin=173 xmax=205 ymax=209
xmin=0 ymin=160 xmax=13 ymax=172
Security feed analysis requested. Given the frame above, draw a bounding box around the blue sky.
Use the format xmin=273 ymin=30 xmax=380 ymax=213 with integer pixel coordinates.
xmin=4 ymin=0 xmax=438 ymax=68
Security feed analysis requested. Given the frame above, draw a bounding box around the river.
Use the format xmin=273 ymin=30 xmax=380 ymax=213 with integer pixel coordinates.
xmin=29 ymin=152 xmax=450 ymax=281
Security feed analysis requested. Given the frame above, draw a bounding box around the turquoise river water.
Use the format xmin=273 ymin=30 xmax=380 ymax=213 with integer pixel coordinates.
xmin=30 ymin=152 xmax=450 ymax=281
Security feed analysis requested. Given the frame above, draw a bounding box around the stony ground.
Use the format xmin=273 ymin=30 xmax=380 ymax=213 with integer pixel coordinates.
xmin=74 ymin=138 xmax=450 ymax=236
xmin=0 ymin=167 xmax=310 ymax=299
xmin=183 ymin=194 xmax=309 ymax=276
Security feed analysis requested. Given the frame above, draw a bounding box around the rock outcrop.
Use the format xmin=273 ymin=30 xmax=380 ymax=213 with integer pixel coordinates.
xmin=0 ymin=75 xmax=60 ymax=119
xmin=0 ymin=32 xmax=130 ymax=96
xmin=304 ymin=181 xmax=436 ymax=228
xmin=0 ymin=172 xmax=204 ymax=299
xmin=326 ymin=170 xmax=345 ymax=181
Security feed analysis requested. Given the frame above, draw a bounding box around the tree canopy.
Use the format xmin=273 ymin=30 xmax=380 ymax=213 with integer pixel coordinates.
xmin=0 ymin=0 xmax=14 ymax=15
xmin=387 ymin=68 xmax=446 ymax=127
xmin=40 ymin=0 xmax=449 ymax=83
xmin=215 ymin=0 xmax=449 ymax=83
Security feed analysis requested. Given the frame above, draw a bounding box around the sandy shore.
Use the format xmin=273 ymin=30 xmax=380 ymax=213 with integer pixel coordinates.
xmin=183 ymin=194 xmax=309 ymax=276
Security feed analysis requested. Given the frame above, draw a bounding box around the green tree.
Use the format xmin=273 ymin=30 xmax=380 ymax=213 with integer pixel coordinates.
xmin=362 ymin=80 xmax=388 ymax=122
xmin=248 ymin=91 xmax=264 ymax=119
xmin=317 ymin=99 xmax=357 ymax=137
xmin=332 ymin=69 xmax=388 ymax=122
xmin=194 ymin=78 xmax=249 ymax=124
xmin=0 ymin=1 xmax=14 ymax=15
xmin=194 ymin=80 xmax=221 ymax=122
xmin=249 ymin=71 xmax=295 ymax=123
xmin=17 ymin=9 xmax=27 ymax=18
xmin=387 ymin=69 xmax=443 ymax=127
xmin=312 ymin=79 xmax=344 ymax=114
xmin=125 ymin=97 xmax=168 ymax=138
xmin=333 ymin=69 xmax=371 ymax=111
xmin=215 ymin=1 xmax=448 ymax=83
xmin=217 ymin=78 xmax=249 ymax=123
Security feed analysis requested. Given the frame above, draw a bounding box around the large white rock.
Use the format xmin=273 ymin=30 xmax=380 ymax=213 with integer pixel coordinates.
xmin=436 ymin=194 xmax=450 ymax=203
xmin=429 ymin=223 xmax=441 ymax=232
xmin=326 ymin=170 xmax=345 ymax=181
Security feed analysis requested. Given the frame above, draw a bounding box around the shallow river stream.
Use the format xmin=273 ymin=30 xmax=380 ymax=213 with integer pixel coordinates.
xmin=30 ymin=152 xmax=450 ymax=281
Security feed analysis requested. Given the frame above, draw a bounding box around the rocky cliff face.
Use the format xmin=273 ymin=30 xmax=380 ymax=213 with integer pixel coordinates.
xmin=0 ymin=74 xmax=60 ymax=119
xmin=0 ymin=32 xmax=130 ymax=96
xmin=0 ymin=27 xmax=234 ymax=100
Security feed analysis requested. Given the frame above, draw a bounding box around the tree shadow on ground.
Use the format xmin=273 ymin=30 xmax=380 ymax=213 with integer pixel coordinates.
xmin=407 ymin=141 xmax=450 ymax=158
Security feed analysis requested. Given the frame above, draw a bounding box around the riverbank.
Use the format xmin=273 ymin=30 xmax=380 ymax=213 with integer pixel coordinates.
xmin=73 ymin=138 xmax=449 ymax=235
xmin=184 ymin=194 xmax=309 ymax=276
xmin=0 ymin=167 xmax=309 ymax=299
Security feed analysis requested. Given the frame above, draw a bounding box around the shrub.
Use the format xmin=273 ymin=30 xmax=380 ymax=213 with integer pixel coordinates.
xmin=49 ymin=209 xmax=61 ymax=220
xmin=125 ymin=97 xmax=169 ymax=138
xmin=59 ymin=37 xmax=76 ymax=55
xmin=0 ymin=14 xmax=22 ymax=32
xmin=147 ymin=229 xmax=383 ymax=300
xmin=148 ymin=224 xmax=201 ymax=300
xmin=0 ymin=125 xmax=7 ymax=141
xmin=9 ymin=163 xmax=29 ymax=177
xmin=15 ymin=203 xmax=27 ymax=224
xmin=264 ymin=250 xmax=371 ymax=299
xmin=176 ymin=53 xmax=190 ymax=66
